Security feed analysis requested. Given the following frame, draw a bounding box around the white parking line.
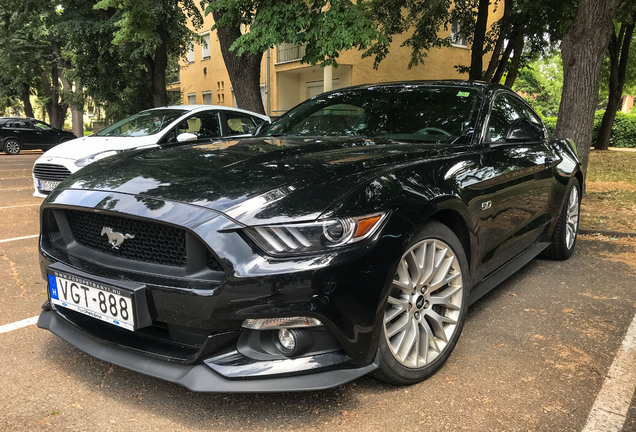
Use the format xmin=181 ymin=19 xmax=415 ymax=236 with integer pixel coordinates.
xmin=0 ymin=203 xmax=40 ymax=210
xmin=582 ymin=312 xmax=636 ymax=432
xmin=0 ymin=188 xmax=30 ymax=191
xmin=0 ymin=234 xmax=39 ymax=243
xmin=0 ymin=316 xmax=39 ymax=334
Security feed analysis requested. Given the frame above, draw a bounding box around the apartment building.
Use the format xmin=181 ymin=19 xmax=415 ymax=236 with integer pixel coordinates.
xmin=167 ymin=9 xmax=502 ymax=116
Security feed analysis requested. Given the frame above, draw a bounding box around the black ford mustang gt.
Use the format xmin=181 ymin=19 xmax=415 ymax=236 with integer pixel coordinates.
xmin=37 ymin=81 xmax=582 ymax=392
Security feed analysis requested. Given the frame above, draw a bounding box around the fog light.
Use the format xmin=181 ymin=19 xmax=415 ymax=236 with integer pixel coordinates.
xmin=277 ymin=329 xmax=298 ymax=355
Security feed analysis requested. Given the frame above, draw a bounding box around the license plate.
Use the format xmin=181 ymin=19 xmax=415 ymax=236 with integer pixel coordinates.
xmin=48 ymin=272 xmax=135 ymax=331
xmin=38 ymin=179 xmax=61 ymax=192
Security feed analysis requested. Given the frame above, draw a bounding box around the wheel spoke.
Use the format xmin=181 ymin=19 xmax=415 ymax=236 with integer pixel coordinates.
xmin=397 ymin=319 xmax=417 ymax=361
xmin=392 ymin=278 xmax=412 ymax=295
xmin=430 ymin=256 xmax=455 ymax=288
xmin=386 ymin=313 xmax=409 ymax=338
xmin=430 ymin=284 xmax=462 ymax=310
xmin=429 ymin=271 xmax=461 ymax=291
xmin=405 ymin=251 xmax=421 ymax=287
xmin=419 ymin=242 xmax=436 ymax=286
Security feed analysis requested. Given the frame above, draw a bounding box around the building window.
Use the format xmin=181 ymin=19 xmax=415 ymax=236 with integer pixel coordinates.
xmin=202 ymin=91 xmax=212 ymax=105
xmin=186 ymin=43 xmax=195 ymax=63
xmin=451 ymin=19 xmax=467 ymax=47
xmin=187 ymin=93 xmax=197 ymax=105
xmin=201 ymin=32 xmax=211 ymax=59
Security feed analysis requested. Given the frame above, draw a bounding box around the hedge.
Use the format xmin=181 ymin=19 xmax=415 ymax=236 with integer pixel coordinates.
xmin=543 ymin=111 xmax=636 ymax=148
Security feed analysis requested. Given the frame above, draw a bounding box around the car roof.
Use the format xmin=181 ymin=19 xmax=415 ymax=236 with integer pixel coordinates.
xmin=331 ymin=80 xmax=508 ymax=93
xmin=142 ymin=104 xmax=269 ymax=119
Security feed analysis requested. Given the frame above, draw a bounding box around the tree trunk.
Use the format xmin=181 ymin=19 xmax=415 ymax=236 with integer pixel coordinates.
xmin=42 ymin=64 xmax=68 ymax=129
xmin=150 ymin=21 xmax=169 ymax=107
xmin=212 ymin=10 xmax=265 ymax=115
xmin=556 ymin=0 xmax=620 ymax=180
xmin=20 ymin=84 xmax=34 ymax=118
xmin=484 ymin=0 xmax=512 ymax=82
xmin=469 ymin=0 xmax=490 ymax=80
xmin=503 ymin=36 xmax=524 ymax=87
xmin=60 ymin=72 xmax=84 ymax=137
xmin=492 ymin=35 xmax=514 ymax=83
xmin=595 ymin=21 xmax=634 ymax=150
xmin=70 ymin=107 xmax=83 ymax=137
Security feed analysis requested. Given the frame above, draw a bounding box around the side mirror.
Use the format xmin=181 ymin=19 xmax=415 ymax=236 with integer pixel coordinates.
xmin=253 ymin=120 xmax=271 ymax=136
xmin=176 ymin=132 xmax=198 ymax=142
xmin=506 ymin=119 xmax=544 ymax=142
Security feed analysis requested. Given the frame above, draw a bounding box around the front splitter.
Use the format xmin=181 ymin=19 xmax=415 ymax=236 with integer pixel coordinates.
xmin=37 ymin=309 xmax=378 ymax=392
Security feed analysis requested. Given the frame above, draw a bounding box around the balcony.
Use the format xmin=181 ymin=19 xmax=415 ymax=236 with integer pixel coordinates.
xmin=276 ymin=42 xmax=307 ymax=64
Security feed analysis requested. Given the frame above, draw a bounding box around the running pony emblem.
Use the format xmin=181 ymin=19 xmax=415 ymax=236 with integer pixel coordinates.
xmin=100 ymin=226 xmax=134 ymax=249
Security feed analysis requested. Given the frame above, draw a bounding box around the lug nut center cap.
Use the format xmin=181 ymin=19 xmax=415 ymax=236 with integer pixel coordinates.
xmin=415 ymin=296 xmax=426 ymax=309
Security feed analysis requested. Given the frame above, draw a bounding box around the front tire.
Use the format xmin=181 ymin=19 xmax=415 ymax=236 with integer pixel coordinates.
xmin=542 ymin=178 xmax=580 ymax=260
xmin=375 ymin=221 xmax=469 ymax=385
xmin=3 ymin=138 xmax=21 ymax=155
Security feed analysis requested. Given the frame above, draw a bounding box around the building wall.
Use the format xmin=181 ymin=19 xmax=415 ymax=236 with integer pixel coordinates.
xmin=169 ymin=6 xmax=504 ymax=116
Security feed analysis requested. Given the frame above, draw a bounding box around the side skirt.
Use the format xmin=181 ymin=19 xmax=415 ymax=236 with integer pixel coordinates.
xmin=468 ymin=242 xmax=551 ymax=306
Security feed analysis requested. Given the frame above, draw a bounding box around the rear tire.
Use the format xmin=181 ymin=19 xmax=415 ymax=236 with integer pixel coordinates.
xmin=542 ymin=178 xmax=580 ymax=260
xmin=3 ymin=138 xmax=21 ymax=155
xmin=375 ymin=221 xmax=469 ymax=385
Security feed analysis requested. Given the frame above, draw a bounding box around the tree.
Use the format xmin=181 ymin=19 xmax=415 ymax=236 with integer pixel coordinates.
xmin=56 ymin=0 xmax=154 ymax=123
xmin=205 ymin=0 xmax=383 ymax=114
xmin=0 ymin=0 xmax=50 ymax=118
xmin=513 ymin=53 xmax=564 ymax=117
xmin=95 ymin=0 xmax=203 ymax=107
xmin=556 ymin=0 xmax=621 ymax=177
xmin=595 ymin=5 xmax=635 ymax=150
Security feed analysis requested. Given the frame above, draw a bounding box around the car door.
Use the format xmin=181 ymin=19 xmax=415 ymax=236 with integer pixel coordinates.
xmin=32 ymin=120 xmax=57 ymax=148
xmin=6 ymin=119 xmax=37 ymax=147
xmin=473 ymin=91 xmax=557 ymax=281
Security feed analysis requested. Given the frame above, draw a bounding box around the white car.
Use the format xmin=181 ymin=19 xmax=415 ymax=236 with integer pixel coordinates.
xmin=32 ymin=105 xmax=270 ymax=197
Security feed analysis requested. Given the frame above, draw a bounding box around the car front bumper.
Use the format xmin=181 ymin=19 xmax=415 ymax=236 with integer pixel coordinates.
xmin=38 ymin=306 xmax=378 ymax=392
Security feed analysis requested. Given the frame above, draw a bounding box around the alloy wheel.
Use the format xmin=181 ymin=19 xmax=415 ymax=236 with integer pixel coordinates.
xmin=383 ymin=239 xmax=463 ymax=368
xmin=4 ymin=139 xmax=20 ymax=155
xmin=565 ymin=185 xmax=580 ymax=250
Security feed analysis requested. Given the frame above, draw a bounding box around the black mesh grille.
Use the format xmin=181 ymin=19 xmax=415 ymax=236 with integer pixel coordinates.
xmin=33 ymin=164 xmax=72 ymax=181
xmin=66 ymin=210 xmax=187 ymax=267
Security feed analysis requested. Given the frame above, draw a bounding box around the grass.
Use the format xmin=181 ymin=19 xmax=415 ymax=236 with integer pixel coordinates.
xmin=586 ymin=150 xmax=636 ymax=184
xmin=581 ymin=150 xmax=636 ymax=233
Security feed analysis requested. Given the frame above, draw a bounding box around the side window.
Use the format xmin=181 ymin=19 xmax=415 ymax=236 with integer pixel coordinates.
xmin=178 ymin=112 xmax=221 ymax=138
xmin=223 ymin=114 xmax=257 ymax=136
xmin=486 ymin=94 xmax=523 ymax=143
xmin=33 ymin=121 xmax=52 ymax=131
xmin=514 ymin=99 xmax=544 ymax=132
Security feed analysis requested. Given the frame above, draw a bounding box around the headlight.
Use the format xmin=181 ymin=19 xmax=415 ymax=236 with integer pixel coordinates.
xmin=244 ymin=212 xmax=388 ymax=256
xmin=75 ymin=150 xmax=119 ymax=167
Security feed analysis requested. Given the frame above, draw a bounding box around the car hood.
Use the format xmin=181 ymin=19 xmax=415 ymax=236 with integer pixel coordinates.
xmin=37 ymin=135 xmax=160 ymax=161
xmin=59 ymin=136 xmax=451 ymax=225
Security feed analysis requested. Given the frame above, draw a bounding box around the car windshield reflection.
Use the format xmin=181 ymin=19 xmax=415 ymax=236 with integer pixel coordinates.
xmin=264 ymin=85 xmax=482 ymax=143
xmin=95 ymin=109 xmax=185 ymax=137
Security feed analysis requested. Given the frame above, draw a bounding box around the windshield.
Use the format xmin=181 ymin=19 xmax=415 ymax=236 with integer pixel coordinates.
xmin=264 ymin=85 xmax=482 ymax=143
xmin=96 ymin=109 xmax=186 ymax=137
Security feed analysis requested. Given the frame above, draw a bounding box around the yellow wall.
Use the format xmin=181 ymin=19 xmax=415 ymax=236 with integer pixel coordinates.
xmin=170 ymin=5 xmax=504 ymax=116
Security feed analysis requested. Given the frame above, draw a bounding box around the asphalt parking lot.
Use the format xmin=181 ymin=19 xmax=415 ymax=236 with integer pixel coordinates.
xmin=1 ymin=151 xmax=635 ymax=432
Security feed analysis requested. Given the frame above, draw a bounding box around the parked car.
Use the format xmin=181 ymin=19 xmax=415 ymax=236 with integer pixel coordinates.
xmin=37 ymin=81 xmax=582 ymax=392
xmin=31 ymin=105 xmax=270 ymax=197
xmin=0 ymin=117 xmax=76 ymax=155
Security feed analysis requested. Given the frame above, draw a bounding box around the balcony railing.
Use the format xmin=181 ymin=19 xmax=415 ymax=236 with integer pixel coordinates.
xmin=276 ymin=42 xmax=307 ymax=63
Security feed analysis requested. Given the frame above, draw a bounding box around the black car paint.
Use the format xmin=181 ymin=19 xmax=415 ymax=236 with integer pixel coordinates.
xmin=37 ymin=82 xmax=582 ymax=391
